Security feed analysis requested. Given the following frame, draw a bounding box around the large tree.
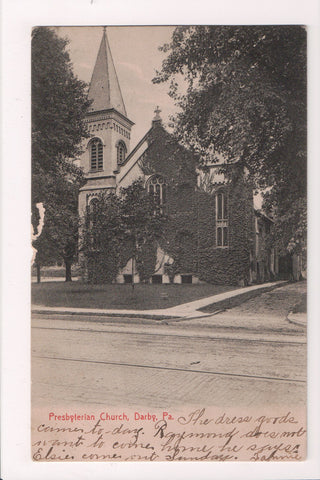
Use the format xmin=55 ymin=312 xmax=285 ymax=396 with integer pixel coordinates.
xmin=80 ymin=192 xmax=126 ymax=284
xmin=81 ymin=180 xmax=165 ymax=285
xmin=33 ymin=173 xmax=83 ymax=282
xmin=32 ymin=27 xmax=90 ymax=280
xmin=154 ymin=26 xmax=307 ymax=256
xmin=120 ymin=180 xmax=165 ymax=287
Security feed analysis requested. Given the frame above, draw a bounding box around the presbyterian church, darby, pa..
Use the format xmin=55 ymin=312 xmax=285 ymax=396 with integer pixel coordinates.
xmin=78 ymin=28 xmax=290 ymax=286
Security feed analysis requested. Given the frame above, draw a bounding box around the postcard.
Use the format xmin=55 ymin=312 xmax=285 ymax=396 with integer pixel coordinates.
xmin=1 ymin=1 xmax=320 ymax=479
xmin=30 ymin=23 xmax=308 ymax=462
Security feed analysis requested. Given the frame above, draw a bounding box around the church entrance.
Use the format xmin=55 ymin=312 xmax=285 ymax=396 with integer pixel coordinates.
xmin=152 ymin=275 xmax=163 ymax=284
xmin=181 ymin=274 xmax=192 ymax=284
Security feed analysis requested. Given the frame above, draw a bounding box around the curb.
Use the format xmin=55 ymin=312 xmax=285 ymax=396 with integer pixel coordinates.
xmin=199 ymin=282 xmax=289 ymax=314
xmin=32 ymin=281 xmax=287 ymax=321
xmin=32 ymin=308 xmax=179 ymax=321
xmin=287 ymin=312 xmax=307 ymax=328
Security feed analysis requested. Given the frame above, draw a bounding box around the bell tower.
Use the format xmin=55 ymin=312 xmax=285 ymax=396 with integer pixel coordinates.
xmin=79 ymin=27 xmax=134 ymax=214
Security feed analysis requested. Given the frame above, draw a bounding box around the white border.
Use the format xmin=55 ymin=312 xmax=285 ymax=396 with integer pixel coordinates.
xmin=1 ymin=1 xmax=320 ymax=479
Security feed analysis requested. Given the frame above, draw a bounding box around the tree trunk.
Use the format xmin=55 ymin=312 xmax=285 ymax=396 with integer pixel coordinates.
xmin=131 ymin=255 xmax=135 ymax=291
xmin=65 ymin=259 xmax=72 ymax=282
xmin=36 ymin=261 xmax=41 ymax=283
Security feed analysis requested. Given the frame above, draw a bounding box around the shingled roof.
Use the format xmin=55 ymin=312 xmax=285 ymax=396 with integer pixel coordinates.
xmin=88 ymin=28 xmax=127 ymax=116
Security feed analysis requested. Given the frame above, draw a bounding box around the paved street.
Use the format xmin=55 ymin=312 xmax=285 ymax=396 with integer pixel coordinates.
xmin=32 ymin=283 xmax=306 ymax=409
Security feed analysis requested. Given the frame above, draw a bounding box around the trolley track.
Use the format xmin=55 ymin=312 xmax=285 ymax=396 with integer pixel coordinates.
xmin=31 ymin=324 xmax=306 ymax=346
xmin=33 ymin=354 xmax=306 ymax=384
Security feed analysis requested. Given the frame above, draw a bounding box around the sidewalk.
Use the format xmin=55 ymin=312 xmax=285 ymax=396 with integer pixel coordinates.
xmin=287 ymin=312 xmax=307 ymax=328
xmin=32 ymin=280 xmax=285 ymax=320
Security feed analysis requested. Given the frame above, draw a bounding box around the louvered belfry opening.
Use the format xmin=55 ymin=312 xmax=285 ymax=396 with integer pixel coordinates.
xmin=90 ymin=138 xmax=103 ymax=171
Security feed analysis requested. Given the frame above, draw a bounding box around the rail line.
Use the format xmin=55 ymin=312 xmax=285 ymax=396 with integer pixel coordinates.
xmin=32 ymin=325 xmax=306 ymax=346
xmin=33 ymin=355 xmax=306 ymax=384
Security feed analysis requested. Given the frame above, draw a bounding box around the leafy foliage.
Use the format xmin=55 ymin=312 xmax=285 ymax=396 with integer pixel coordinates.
xmin=140 ymin=125 xmax=198 ymax=278
xmin=81 ymin=181 xmax=165 ymax=284
xmin=33 ymin=175 xmax=82 ymax=280
xmin=32 ymin=27 xmax=91 ymax=196
xmin=32 ymin=27 xmax=90 ymax=279
xmin=120 ymin=180 xmax=165 ymax=249
xmin=135 ymin=241 xmax=158 ymax=283
xmin=140 ymin=122 xmax=274 ymax=285
xmin=81 ymin=193 xmax=126 ymax=283
xmin=154 ymin=26 xmax=307 ymax=254
xmin=267 ymin=196 xmax=307 ymax=256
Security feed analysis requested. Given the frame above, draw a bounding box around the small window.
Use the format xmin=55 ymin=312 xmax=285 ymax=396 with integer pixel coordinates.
xmin=223 ymin=227 xmax=228 ymax=246
xmin=223 ymin=196 xmax=228 ymax=219
xmin=216 ymin=192 xmax=227 ymax=220
xmin=216 ymin=191 xmax=228 ymax=247
xmin=90 ymin=138 xmax=103 ymax=171
xmin=217 ymin=226 xmax=228 ymax=247
xmin=152 ymin=275 xmax=163 ymax=284
xmin=155 ymin=183 xmax=161 ymax=204
xmin=181 ymin=274 xmax=192 ymax=284
xmin=217 ymin=193 xmax=223 ymax=219
xmin=89 ymin=197 xmax=99 ymax=211
xmin=117 ymin=141 xmax=127 ymax=165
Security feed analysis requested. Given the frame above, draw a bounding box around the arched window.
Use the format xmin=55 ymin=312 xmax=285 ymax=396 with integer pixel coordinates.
xmin=117 ymin=141 xmax=127 ymax=166
xmin=89 ymin=138 xmax=103 ymax=171
xmin=147 ymin=175 xmax=167 ymax=208
xmin=89 ymin=197 xmax=99 ymax=214
xmin=216 ymin=191 xmax=229 ymax=247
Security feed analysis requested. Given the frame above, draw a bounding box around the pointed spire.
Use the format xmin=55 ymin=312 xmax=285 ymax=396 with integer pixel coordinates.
xmin=88 ymin=27 xmax=127 ymax=115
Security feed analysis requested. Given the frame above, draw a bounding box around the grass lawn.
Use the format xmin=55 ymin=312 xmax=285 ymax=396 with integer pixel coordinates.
xmin=200 ymin=284 xmax=282 ymax=313
xmin=31 ymin=282 xmax=239 ymax=310
xmin=292 ymin=293 xmax=307 ymax=314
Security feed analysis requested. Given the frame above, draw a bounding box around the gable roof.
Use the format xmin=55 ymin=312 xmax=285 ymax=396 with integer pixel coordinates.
xmin=118 ymin=121 xmax=198 ymax=187
xmin=121 ymin=127 xmax=153 ymax=167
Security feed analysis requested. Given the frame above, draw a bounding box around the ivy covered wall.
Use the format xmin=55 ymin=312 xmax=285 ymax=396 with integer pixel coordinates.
xmin=141 ymin=123 xmax=256 ymax=285
xmin=82 ymin=121 xmax=262 ymax=286
xmin=141 ymin=124 xmax=198 ymax=279
xmin=196 ymin=178 xmax=254 ymax=285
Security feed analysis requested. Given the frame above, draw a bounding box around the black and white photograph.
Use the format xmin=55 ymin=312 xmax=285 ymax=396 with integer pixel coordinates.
xmin=1 ymin=1 xmax=320 ymax=477
xmin=29 ymin=24 xmax=308 ymax=461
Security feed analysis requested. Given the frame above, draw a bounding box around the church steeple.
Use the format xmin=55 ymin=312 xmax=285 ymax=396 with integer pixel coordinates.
xmin=88 ymin=27 xmax=127 ymax=115
xmin=79 ymin=26 xmax=134 ymax=208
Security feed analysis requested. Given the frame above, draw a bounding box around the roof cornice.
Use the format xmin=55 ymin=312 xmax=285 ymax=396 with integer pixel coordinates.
xmin=86 ymin=107 xmax=134 ymax=127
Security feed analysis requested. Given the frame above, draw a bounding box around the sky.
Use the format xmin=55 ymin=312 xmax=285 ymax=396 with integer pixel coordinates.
xmin=54 ymin=26 xmax=177 ymax=147
xmin=53 ymin=26 xmax=263 ymax=208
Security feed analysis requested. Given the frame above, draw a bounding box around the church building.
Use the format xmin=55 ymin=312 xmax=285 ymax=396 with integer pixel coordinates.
xmin=78 ymin=28 xmax=279 ymax=285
